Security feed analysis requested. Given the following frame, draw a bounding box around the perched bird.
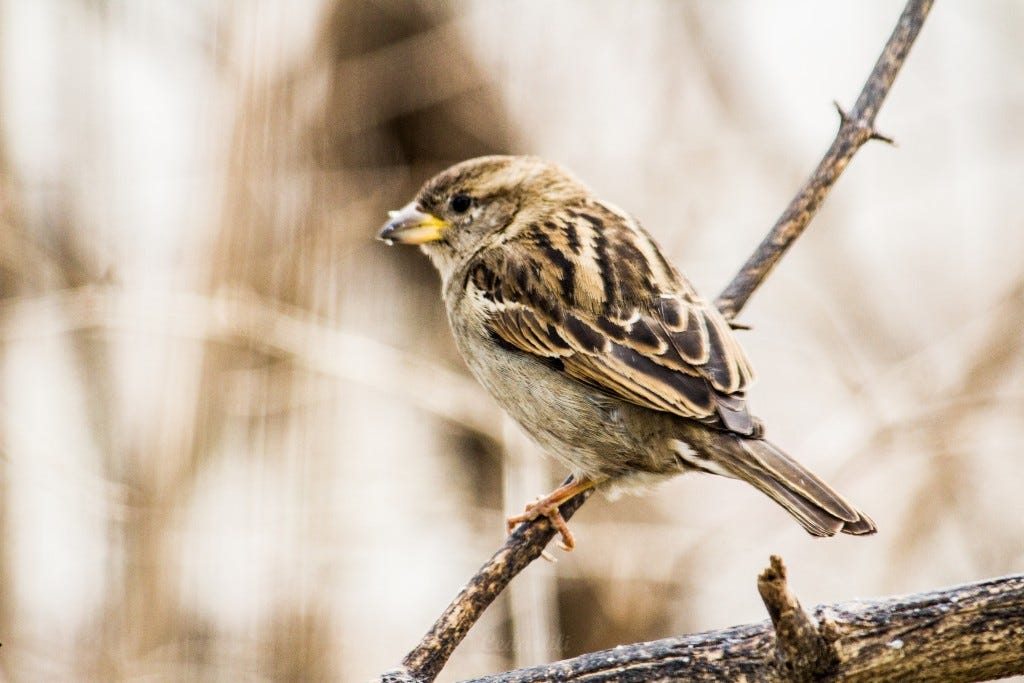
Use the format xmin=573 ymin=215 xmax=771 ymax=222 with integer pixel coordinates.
xmin=379 ymin=155 xmax=875 ymax=550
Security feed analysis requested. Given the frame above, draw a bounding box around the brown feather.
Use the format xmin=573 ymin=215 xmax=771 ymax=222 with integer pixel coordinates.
xmin=467 ymin=199 xmax=756 ymax=433
xmin=676 ymin=425 xmax=877 ymax=537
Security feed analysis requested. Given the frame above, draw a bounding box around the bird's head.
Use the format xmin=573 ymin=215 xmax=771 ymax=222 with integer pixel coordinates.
xmin=378 ymin=155 xmax=588 ymax=276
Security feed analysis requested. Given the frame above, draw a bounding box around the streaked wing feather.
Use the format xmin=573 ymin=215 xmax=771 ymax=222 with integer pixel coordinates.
xmin=466 ymin=203 xmax=755 ymax=430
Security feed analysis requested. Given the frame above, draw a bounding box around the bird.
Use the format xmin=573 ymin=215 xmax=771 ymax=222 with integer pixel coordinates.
xmin=378 ymin=155 xmax=875 ymax=550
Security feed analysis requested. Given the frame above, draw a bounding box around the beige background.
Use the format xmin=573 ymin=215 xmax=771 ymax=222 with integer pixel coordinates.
xmin=0 ymin=1 xmax=1021 ymax=681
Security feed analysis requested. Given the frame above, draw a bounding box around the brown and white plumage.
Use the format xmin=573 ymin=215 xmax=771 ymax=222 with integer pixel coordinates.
xmin=464 ymin=201 xmax=757 ymax=434
xmin=380 ymin=155 xmax=875 ymax=546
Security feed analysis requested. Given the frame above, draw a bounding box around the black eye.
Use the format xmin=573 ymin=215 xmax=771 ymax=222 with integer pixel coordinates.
xmin=449 ymin=193 xmax=472 ymax=214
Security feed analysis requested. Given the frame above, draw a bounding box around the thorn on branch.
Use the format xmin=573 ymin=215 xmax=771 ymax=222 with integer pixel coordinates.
xmin=834 ymin=99 xmax=896 ymax=146
xmin=757 ymin=555 xmax=838 ymax=682
xmin=833 ymin=100 xmax=852 ymax=125
xmin=870 ymin=129 xmax=897 ymax=145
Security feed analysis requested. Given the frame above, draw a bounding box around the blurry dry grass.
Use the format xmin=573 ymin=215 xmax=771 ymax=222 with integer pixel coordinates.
xmin=0 ymin=1 xmax=1022 ymax=682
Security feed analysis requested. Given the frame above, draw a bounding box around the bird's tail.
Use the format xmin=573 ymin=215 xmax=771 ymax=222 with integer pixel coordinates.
xmin=676 ymin=432 xmax=876 ymax=536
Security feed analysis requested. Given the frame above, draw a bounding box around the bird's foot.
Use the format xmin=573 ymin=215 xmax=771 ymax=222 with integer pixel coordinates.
xmin=507 ymin=499 xmax=577 ymax=551
xmin=505 ymin=476 xmax=602 ymax=551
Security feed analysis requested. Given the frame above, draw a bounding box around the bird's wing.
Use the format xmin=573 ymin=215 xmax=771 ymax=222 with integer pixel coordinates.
xmin=464 ymin=201 xmax=757 ymax=434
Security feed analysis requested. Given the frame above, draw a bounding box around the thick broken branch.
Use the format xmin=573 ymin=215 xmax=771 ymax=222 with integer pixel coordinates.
xmin=462 ymin=560 xmax=1024 ymax=683
xmin=383 ymin=2 xmax=934 ymax=681
xmin=758 ymin=556 xmax=837 ymax=681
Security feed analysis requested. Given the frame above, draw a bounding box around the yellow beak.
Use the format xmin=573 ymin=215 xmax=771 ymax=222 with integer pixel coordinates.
xmin=378 ymin=202 xmax=449 ymax=245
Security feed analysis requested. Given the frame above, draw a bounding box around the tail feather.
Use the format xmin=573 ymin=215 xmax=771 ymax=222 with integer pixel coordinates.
xmin=702 ymin=436 xmax=876 ymax=537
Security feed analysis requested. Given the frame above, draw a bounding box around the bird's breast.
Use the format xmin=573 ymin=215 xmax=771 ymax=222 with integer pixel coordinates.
xmin=445 ymin=288 xmax=682 ymax=481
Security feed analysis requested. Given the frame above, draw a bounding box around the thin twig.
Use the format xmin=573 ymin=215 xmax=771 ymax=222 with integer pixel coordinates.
xmin=388 ymin=2 xmax=934 ymax=680
xmin=388 ymin=486 xmax=590 ymax=683
xmin=714 ymin=0 xmax=934 ymax=320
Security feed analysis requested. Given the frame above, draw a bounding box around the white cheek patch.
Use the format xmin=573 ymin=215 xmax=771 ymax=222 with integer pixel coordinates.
xmin=670 ymin=439 xmax=733 ymax=478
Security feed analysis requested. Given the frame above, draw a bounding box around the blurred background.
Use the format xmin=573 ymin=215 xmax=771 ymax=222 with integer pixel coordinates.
xmin=0 ymin=1 xmax=1022 ymax=681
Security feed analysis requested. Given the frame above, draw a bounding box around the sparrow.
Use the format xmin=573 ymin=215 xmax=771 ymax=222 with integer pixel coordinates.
xmin=379 ymin=155 xmax=875 ymax=550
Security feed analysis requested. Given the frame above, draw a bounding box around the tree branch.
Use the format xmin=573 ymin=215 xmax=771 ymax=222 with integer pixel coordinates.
xmin=714 ymin=0 xmax=934 ymax=320
xmin=757 ymin=556 xmax=838 ymax=681
xmin=461 ymin=558 xmax=1024 ymax=683
xmin=385 ymin=489 xmax=592 ymax=683
xmin=382 ymin=1 xmax=934 ymax=681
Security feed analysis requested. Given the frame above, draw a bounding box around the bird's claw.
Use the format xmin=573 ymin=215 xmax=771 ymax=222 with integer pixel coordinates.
xmin=506 ymin=497 xmax=576 ymax=551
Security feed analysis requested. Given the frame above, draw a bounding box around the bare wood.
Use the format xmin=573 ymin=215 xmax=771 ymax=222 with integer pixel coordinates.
xmin=461 ymin=564 xmax=1024 ymax=683
xmin=383 ymin=2 xmax=935 ymax=681
xmin=714 ymin=0 xmax=934 ymax=321
xmin=757 ymin=556 xmax=837 ymax=681
xmin=386 ymin=485 xmax=593 ymax=683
